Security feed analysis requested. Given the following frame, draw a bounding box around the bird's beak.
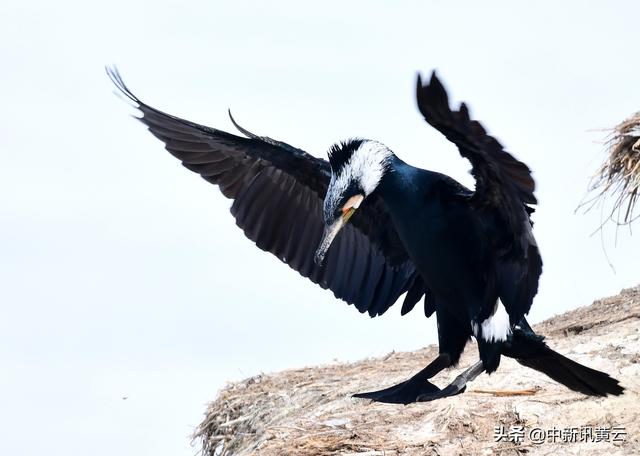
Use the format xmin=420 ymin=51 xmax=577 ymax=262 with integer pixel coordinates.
xmin=314 ymin=194 xmax=364 ymax=265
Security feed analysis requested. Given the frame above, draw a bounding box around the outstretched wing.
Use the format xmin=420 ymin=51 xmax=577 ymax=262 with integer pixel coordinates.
xmin=416 ymin=71 xmax=536 ymax=241
xmin=416 ymin=71 xmax=542 ymax=321
xmin=108 ymin=67 xmax=428 ymax=317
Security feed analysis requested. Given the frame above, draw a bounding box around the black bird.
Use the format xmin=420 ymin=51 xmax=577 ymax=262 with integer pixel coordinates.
xmin=108 ymin=67 xmax=623 ymax=403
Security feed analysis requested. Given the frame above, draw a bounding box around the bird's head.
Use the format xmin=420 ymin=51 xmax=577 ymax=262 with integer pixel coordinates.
xmin=314 ymin=138 xmax=393 ymax=265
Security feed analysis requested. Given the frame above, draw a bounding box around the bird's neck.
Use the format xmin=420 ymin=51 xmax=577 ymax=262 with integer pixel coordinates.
xmin=377 ymin=155 xmax=441 ymax=213
xmin=379 ymin=155 xmax=420 ymax=198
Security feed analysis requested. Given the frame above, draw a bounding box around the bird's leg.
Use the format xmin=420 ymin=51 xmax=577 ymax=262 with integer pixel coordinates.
xmin=352 ymin=353 xmax=451 ymax=404
xmin=416 ymin=360 xmax=484 ymax=402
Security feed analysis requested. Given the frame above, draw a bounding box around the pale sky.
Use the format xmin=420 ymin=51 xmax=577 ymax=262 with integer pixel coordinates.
xmin=1 ymin=1 xmax=638 ymax=455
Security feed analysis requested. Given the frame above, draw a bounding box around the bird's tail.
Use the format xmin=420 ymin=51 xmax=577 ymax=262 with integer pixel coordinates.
xmin=504 ymin=328 xmax=624 ymax=396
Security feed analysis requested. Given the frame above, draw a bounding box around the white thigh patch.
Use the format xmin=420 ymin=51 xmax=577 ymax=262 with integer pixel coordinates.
xmin=472 ymin=299 xmax=512 ymax=343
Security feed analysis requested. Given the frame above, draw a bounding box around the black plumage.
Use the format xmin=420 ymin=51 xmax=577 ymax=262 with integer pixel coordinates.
xmin=108 ymin=67 xmax=623 ymax=403
xmin=414 ymin=73 xmax=544 ymax=336
xmin=108 ymin=68 xmax=421 ymax=318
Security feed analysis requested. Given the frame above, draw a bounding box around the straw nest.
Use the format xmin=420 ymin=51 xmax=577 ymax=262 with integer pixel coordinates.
xmin=584 ymin=112 xmax=640 ymax=227
xmin=193 ymin=286 xmax=640 ymax=456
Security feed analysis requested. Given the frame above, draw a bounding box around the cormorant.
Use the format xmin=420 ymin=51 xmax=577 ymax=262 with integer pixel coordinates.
xmin=107 ymin=67 xmax=624 ymax=403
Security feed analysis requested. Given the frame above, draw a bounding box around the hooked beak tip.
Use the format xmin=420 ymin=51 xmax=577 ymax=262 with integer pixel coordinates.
xmin=313 ymin=252 xmax=325 ymax=266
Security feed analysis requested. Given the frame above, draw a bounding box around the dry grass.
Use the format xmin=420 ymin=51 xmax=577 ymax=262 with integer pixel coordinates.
xmin=193 ymin=286 xmax=640 ymax=455
xmin=583 ymin=112 xmax=640 ymax=228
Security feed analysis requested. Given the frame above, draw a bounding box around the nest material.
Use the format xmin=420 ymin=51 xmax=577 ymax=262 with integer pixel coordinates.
xmin=190 ymin=351 xmax=445 ymax=456
xmin=586 ymin=112 xmax=640 ymax=227
xmin=192 ymin=288 xmax=640 ymax=456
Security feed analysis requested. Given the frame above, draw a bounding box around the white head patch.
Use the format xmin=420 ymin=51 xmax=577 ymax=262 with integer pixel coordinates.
xmin=324 ymin=140 xmax=392 ymax=221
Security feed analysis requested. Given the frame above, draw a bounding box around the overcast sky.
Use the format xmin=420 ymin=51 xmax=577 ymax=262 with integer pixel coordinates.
xmin=1 ymin=1 xmax=639 ymax=455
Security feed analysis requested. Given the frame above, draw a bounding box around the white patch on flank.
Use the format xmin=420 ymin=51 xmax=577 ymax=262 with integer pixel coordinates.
xmin=326 ymin=140 xmax=392 ymax=211
xmin=471 ymin=299 xmax=512 ymax=343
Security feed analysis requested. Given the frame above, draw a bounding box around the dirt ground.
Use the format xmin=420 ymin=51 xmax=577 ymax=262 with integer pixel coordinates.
xmin=194 ymin=286 xmax=639 ymax=455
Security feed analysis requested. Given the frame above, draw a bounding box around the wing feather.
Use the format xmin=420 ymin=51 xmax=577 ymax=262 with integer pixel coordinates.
xmin=109 ymin=67 xmax=425 ymax=317
xmin=416 ymin=71 xmax=542 ymax=321
xmin=416 ymin=71 xmax=536 ymax=241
